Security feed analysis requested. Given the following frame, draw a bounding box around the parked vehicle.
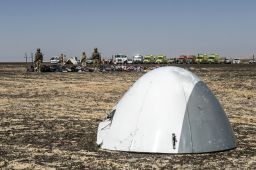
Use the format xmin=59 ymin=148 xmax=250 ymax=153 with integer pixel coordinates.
xmin=196 ymin=54 xmax=208 ymax=64
xmin=127 ymin=58 xmax=133 ymax=64
xmin=155 ymin=55 xmax=167 ymax=64
xmin=224 ymin=58 xmax=231 ymax=64
xmin=186 ymin=55 xmax=196 ymax=64
xmin=133 ymin=55 xmax=144 ymax=64
xmin=232 ymin=59 xmax=240 ymax=64
xmin=113 ymin=54 xmax=128 ymax=64
xmin=249 ymin=60 xmax=256 ymax=64
xmin=50 ymin=56 xmax=60 ymax=64
xmin=177 ymin=55 xmax=187 ymax=64
xmin=167 ymin=58 xmax=175 ymax=64
xmin=143 ymin=55 xmax=155 ymax=64
xmin=208 ymin=54 xmax=220 ymax=64
xmin=219 ymin=57 xmax=225 ymax=64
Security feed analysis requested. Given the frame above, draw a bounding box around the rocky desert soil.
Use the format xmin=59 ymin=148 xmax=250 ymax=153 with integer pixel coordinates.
xmin=0 ymin=64 xmax=255 ymax=169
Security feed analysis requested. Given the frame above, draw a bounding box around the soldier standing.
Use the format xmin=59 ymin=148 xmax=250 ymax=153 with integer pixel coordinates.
xmin=92 ymin=48 xmax=101 ymax=70
xmin=59 ymin=53 xmax=66 ymax=66
xmin=34 ymin=48 xmax=43 ymax=72
xmin=81 ymin=52 xmax=87 ymax=67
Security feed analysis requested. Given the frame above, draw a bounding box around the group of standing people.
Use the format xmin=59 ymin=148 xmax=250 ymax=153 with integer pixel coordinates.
xmin=34 ymin=48 xmax=102 ymax=72
xmin=80 ymin=48 xmax=102 ymax=68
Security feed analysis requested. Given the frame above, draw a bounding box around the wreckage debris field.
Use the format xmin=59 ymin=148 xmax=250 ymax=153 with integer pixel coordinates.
xmin=0 ymin=64 xmax=255 ymax=169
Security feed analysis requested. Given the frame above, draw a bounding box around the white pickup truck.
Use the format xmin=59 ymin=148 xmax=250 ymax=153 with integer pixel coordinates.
xmin=112 ymin=54 xmax=128 ymax=64
xmin=232 ymin=59 xmax=240 ymax=64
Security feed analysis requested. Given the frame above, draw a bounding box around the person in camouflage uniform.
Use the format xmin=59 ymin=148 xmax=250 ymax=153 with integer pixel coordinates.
xmin=81 ymin=52 xmax=87 ymax=67
xmin=92 ymin=48 xmax=101 ymax=70
xmin=34 ymin=48 xmax=43 ymax=72
xmin=59 ymin=53 xmax=65 ymax=66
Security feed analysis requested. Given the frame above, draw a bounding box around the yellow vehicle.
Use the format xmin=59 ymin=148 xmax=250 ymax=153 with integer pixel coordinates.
xmin=196 ymin=54 xmax=208 ymax=64
xmin=143 ymin=55 xmax=155 ymax=64
xmin=208 ymin=54 xmax=220 ymax=64
xmin=155 ymin=55 xmax=167 ymax=64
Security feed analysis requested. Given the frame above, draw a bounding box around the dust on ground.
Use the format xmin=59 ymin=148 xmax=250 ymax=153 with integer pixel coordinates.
xmin=0 ymin=64 xmax=255 ymax=169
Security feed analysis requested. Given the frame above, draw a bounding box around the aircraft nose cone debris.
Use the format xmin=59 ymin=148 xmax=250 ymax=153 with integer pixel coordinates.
xmin=97 ymin=66 xmax=236 ymax=153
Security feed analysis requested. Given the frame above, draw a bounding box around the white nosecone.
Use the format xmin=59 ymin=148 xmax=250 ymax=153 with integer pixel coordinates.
xmin=96 ymin=66 xmax=236 ymax=153
xmin=97 ymin=67 xmax=200 ymax=153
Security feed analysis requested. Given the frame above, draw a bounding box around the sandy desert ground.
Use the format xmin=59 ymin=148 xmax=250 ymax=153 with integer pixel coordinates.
xmin=0 ymin=64 xmax=255 ymax=169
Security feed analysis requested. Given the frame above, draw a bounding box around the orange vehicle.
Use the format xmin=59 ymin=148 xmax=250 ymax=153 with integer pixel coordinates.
xmin=177 ymin=55 xmax=187 ymax=64
xmin=186 ymin=55 xmax=196 ymax=64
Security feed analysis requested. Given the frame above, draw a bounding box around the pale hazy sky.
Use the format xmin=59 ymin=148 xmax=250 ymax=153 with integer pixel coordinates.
xmin=0 ymin=0 xmax=255 ymax=62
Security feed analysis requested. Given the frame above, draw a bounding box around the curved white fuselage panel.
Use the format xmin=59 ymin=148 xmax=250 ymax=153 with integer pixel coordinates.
xmin=97 ymin=67 xmax=200 ymax=153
